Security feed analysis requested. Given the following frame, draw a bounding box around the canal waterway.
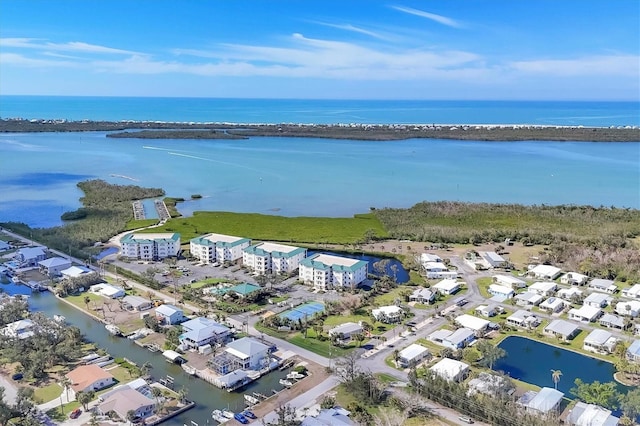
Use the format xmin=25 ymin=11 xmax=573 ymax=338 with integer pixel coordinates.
xmin=2 ymin=282 xmax=289 ymax=425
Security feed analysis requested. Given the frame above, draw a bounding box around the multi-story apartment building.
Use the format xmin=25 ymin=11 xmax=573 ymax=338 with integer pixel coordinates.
xmin=299 ymin=253 xmax=368 ymax=290
xmin=242 ymin=242 xmax=306 ymax=275
xmin=189 ymin=233 xmax=251 ymax=264
xmin=120 ymin=233 xmax=180 ymax=261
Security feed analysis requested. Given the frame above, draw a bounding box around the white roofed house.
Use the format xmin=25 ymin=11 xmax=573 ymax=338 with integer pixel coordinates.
xmin=567 ymin=402 xmax=620 ymax=426
xmin=222 ymin=337 xmax=271 ymax=372
xmin=493 ymin=274 xmax=526 ymax=289
xmin=588 ymin=279 xmax=618 ymax=294
xmin=622 ymin=284 xmax=640 ymax=300
xmin=539 ymin=297 xmax=567 ymax=313
xmin=409 ymin=288 xmax=436 ymax=304
xmin=518 ymin=387 xmax=564 ymax=416
xmin=420 ymin=253 xmax=442 ymax=264
xmin=488 ymin=284 xmax=515 ymax=299
xmin=38 ymin=257 xmax=72 ymax=277
xmin=544 ymin=319 xmax=580 ymax=341
xmin=120 ymin=232 xmax=180 ymax=261
xmin=396 ymin=344 xmax=430 ymax=368
xmin=627 ymin=340 xmax=640 ymax=362
xmin=422 ymin=262 xmax=458 ymax=279
xmin=15 ymin=246 xmax=47 ymax=266
xmin=479 ymin=251 xmax=507 ymax=268
xmin=429 ymin=328 xmax=475 ymax=349
xmin=179 ymin=317 xmax=230 ymax=350
xmin=454 ymin=314 xmax=490 ymax=335
xmin=429 ymin=358 xmax=470 ymax=382
xmin=515 ymin=291 xmax=544 ymax=307
xmin=243 ymin=242 xmax=306 ymax=275
xmin=328 ymin=322 xmax=364 ymax=342
xmin=599 ymin=313 xmax=626 ymax=330
xmin=155 ymin=304 xmax=184 ymax=325
xmin=60 ymin=265 xmax=94 ymax=280
xmin=467 ymin=372 xmax=516 ymax=397
xmin=189 ymin=233 xmax=251 ymax=264
xmin=372 ymin=305 xmax=404 ymax=323
xmin=583 ymin=329 xmax=617 ymax=354
xmin=432 ymin=279 xmax=461 ymax=295
xmin=475 ymin=304 xmax=498 ymax=318
xmin=121 ymin=295 xmax=152 ymax=311
xmin=560 ymin=272 xmax=589 ymax=286
xmin=557 ymin=287 xmax=583 ymax=301
xmin=528 ymin=281 xmax=558 ymax=297
xmin=528 ymin=264 xmax=562 ymax=280
xmin=615 ymin=300 xmax=640 ymax=317
xmin=583 ymin=292 xmax=612 ymax=308
xmin=506 ymin=310 xmax=540 ymax=329
xmin=89 ymin=283 xmax=125 ymax=299
xmin=568 ymin=305 xmax=603 ymax=323
xmin=299 ymin=253 xmax=368 ymax=291
xmin=2 ymin=319 xmax=35 ymax=339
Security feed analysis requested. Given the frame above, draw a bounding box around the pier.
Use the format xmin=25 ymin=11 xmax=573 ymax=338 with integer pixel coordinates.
xmin=154 ymin=199 xmax=171 ymax=220
xmin=132 ymin=200 xmax=146 ymax=220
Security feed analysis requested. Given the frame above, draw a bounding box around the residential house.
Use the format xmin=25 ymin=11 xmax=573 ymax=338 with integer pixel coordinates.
xmin=120 ymin=232 xmax=180 ymax=261
xmin=467 ymin=372 xmax=515 ymax=397
xmin=371 ymin=305 xmax=404 ymax=323
xmin=422 ymin=262 xmax=458 ymax=279
xmin=432 ymin=279 xmax=461 ymax=295
xmin=397 ymin=344 xmax=430 ymax=368
xmin=528 ymin=281 xmax=558 ymax=297
xmin=98 ymin=388 xmax=155 ymax=422
xmin=627 ymin=340 xmax=640 ymax=362
xmin=528 ymin=264 xmax=562 ymax=280
xmin=561 ymin=272 xmax=589 ymax=286
xmin=155 ymin=304 xmax=184 ymax=325
xmin=189 ymin=233 xmax=251 ymax=264
xmin=66 ymin=364 xmax=115 ymax=394
xmin=557 ymin=287 xmax=583 ymax=301
xmin=243 ymin=242 xmax=306 ymax=275
xmin=409 ymin=288 xmax=436 ymax=304
xmin=539 ymin=297 xmax=566 ymax=313
xmin=0 ymin=241 xmax=11 ymax=252
xmin=518 ymin=387 xmax=564 ymax=415
xmin=493 ymin=275 xmax=526 ymax=289
xmin=567 ymin=402 xmax=619 ymax=426
xmin=2 ymin=319 xmax=35 ymax=339
xmin=299 ymin=253 xmax=368 ymax=291
xmin=60 ymin=265 xmax=94 ymax=280
xmin=121 ymin=295 xmax=152 ymax=311
xmin=301 ymin=407 xmax=354 ymax=426
xmin=420 ymin=253 xmax=443 ymax=264
xmin=599 ymin=313 xmax=625 ymax=330
xmin=488 ymin=284 xmax=514 ymax=299
xmin=583 ymin=329 xmax=617 ymax=354
xmin=428 ymin=328 xmax=475 ymax=349
xmin=89 ymin=283 xmax=125 ymax=299
xmin=588 ymin=279 xmax=618 ymax=294
xmin=544 ymin=320 xmax=580 ymax=341
xmin=479 ymin=251 xmax=507 ymax=268
xmin=568 ymin=305 xmax=603 ymax=322
xmin=615 ymin=300 xmax=640 ymax=317
xmin=38 ymin=257 xmax=72 ymax=276
xmin=506 ymin=310 xmax=541 ymax=329
xmin=328 ymin=322 xmax=364 ymax=342
xmin=179 ymin=317 xmax=231 ymax=349
xmin=515 ymin=292 xmax=544 ymax=307
xmin=429 ymin=358 xmax=470 ymax=382
xmin=455 ymin=314 xmax=490 ymax=334
xmin=475 ymin=305 xmax=499 ymax=318
xmin=584 ymin=292 xmax=612 ymax=308
xmin=622 ymin=284 xmax=640 ymax=300
xmin=214 ymin=337 xmax=271 ymax=373
xmin=15 ymin=247 xmax=46 ymax=266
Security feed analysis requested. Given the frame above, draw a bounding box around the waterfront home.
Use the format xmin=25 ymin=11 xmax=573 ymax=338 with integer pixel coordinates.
xmin=467 ymin=372 xmax=515 ymax=397
xmin=66 ymin=364 xmax=115 ymax=394
xmin=518 ymin=387 xmax=564 ymax=415
xmin=583 ymin=329 xmax=617 ymax=354
xmin=372 ymin=305 xmax=404 ymax=323
xmin=544 ymin=320 xmax=580 ymax=341
xmin=154 ymin=304 xmax=184 ymax=325
xmin=121 ymin=295 xmax=152 ymax=311
xmin=328 ymin=322 xmax=364 ymax=342
xmin=475 ymin=304 xmax=498 ymax=318
xmin=627 ymin=340 xmax=640 ymax=362
xmin=479 ymin=251 xmax=507 ymax=268
xmin=560 ymin=272 xmax=589 ymax=286
xmin=211 ymin=337 xmax=271 ymax=374
xmin=622 ymin=284 xmax=640 ymax=300
xmin=420 ymin=253 xmax=443 ymax=264
xmin=493 ymin=275 xmax=526 ymax=289
xmin=429 ymin=358 xmax=470 ymax=382
xmin=567 ymin=402 xmax=619 ymax=426
xmin=429 ymin=328 xmax=475 ymax=349
xmin=179 ymin=317 xmax=230 ymax=349
xmin=1 ymin=319 xmax=35 ymax=339
xmin=615 ymin=300 xmax=640 ymax=317
xmin=422 ymin=262 xmax=458 ymax=279
xmin=455 ymin=314 xmax=490 ymax=334
xmin=242 ymin=242 xmax=306 ymax=275
xmin=89 ymin=283 xmax=125 ymax=299
xmin=98 ymin=387 xmax=155 ymax=422
xmin=299 ymin=253 xmax=368 ymax=291
xmin=557 ymin=287 xmax=583 ymax=301
xmin=120 ymin=232 xmax=180 ymax=261
xmin=515 ymin=292 xmax=543 ymax=307
xmin=432 ymin=279 xmax=461 ymax=295
xmin=568 ymin=305 xmax=602 ymax=323
xmin=99 ymin=378 xmax=149 ymax=402
xmin=0 ymin=241 xmax=11 ymax=252
xmin=15 ymin=246 xmax=46 ymax=266
xmin=488 ymin=284 xmax=515 ymax=299
xmin=397 ymin=344 xmax=430 ymax=368
xmin=409 ymin=288 xmax=436 ymax=304
xmin=60 ymin=265 xmax=94 ymax=279
xmin=301 ymin=407 xmax=354 ymax=426
xmin=528 ymin=264 xmax=562 ymax=280
xmin=583 ymin=292 xmax=612 ymax=308
xmin=588 ymin=279 xmax=618 ymax=294
xmin=528 ymin=281 xmax=558 ymax=297
xmin=539 ymin=297 xmax=566 ymax=313
xmin=506 ymin=310 xmax=540 ymax=329
xmin=38 ymin=257 xmax=72 ymax=276
xmin=599 ymin=313 xmax=625 ymax=330
xmin=189 ymin=233 xmax=251 ymax=264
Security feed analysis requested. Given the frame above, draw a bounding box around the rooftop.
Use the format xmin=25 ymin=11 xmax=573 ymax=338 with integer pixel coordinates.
xmin=66 ymin=364 xmax=114 ymax=392
xmin=191 ymin=233 xmax=250 ymax=247
xmin=121 ymin=232 xmax=180 ymax=243
xmin=244 ymin=242 xmax=305 ymax=258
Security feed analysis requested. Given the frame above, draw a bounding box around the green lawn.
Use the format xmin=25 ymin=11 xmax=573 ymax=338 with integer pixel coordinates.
xmin=256 ymin=323 xmax=354 ymax=358
xmin=124 ymin=219 xmax=159 ymax=230
xmin=475 ymin=277 xmax=493 ymax=298
xmin=105 ymin=365 xmax=138 ymax=384
xmin=64 ymin=293 xmax=104 ymax=311
xmin=138 ymin=211 xmax=388 ymax=244
xmin=34 ymin=382 xmax=62 ymax=404
xmin=190 ymin=277 xmax=229 ymax=289
xmin=323 ymin=315 xmax=394 ymax=335
xmin=374 ymin=287 xmax=408 ymax=306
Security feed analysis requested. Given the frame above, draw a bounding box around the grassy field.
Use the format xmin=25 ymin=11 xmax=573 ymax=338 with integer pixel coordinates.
xmin=139 ymin=211 xmax=388 ymax=244
xmin=125 ymin=218 xmax=158 ymax=230
xmin=33 ymin=382 xmax=62 ymax=403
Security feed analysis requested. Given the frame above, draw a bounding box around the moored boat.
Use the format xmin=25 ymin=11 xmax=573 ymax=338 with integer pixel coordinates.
xmin=244 ymin=394 xmax=259 ymax=405
xmin=105 ymin=324 xmax=121 ymax=336
xmin=222 ymin=410 xmax=234 ymax=419
xmin=212 ymin=409 xmax=227 ymax=423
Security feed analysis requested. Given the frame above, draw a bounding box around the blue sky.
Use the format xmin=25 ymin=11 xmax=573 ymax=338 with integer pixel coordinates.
xmin=1 ymin=0 xmax=638 ymax=100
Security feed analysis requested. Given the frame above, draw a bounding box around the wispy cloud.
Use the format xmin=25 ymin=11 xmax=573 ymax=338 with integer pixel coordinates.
xmin=391 ymin=6 xmax=463 ymax=29
xmin=509 ymin=55 xmax=640 ymax=76
xmin=0 ymin=38 xmax=143 ymax=55
xmin=313 ymin=21 xmax=390 ymax=40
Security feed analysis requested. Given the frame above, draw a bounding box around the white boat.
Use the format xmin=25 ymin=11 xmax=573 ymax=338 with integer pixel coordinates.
xmin=222 ymin=410 xmax=234 ymax=419
xmin=53 ymin=315 xmax=65 ymax=322
xmin=182 ymin=364 xmax=196 ymax=375
xmin=286 ymin=371 xmax=305 ymax=380
xmin=279 ymin=379 xmax=293 ymax=387
xmin=105 ymin=324 xmax=121 ymax=336
xmin=244 ymin=394 xmax=260 ymax=405
xmin=212 ymin=410 xmax=227 ymax=422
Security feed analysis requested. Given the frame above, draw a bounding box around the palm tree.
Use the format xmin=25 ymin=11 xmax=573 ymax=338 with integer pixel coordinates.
xmin=393 ymin=349 xmax=400 ymax=367
xmin=83 ymin=296 xmax=91 ymax=310
xmin=177 ymin=386 xmax=188 ymax=405
xmin=551 ymin=369 xmax=562 ymax=390
xmin=60 ymin=376 xmax=72 ymax=401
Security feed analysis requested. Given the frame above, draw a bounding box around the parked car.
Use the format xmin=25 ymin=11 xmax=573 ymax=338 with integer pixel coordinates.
xmin=11 ymin=373 xmax=23 ymax=381
xmin=243 ymin=410 xmax=257 ymax=419
xmin=234 ymin=413 xmax=249 ymax=424
xmin=69 ymin=409 xmax=82 ymax=419
xmin=458 ymin=415 xmax=474 ymax=424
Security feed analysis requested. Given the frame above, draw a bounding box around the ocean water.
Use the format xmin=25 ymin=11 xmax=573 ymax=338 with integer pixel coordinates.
xmin=1 ymin=96 xmax=639 ymax=126
xmin=1 ymin=131 xmax=638 ymax=228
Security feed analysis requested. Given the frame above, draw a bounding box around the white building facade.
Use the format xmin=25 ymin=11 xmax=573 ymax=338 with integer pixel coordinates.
xmin=299 ymin=253 xmax=368 ymax=290
xmin=120 ymin=233 xmax=180 ymax=261
xmin=190 ymin=233 xmax=251 ymax=264
xmin=243 ymin=242 xmax=306 ymax=275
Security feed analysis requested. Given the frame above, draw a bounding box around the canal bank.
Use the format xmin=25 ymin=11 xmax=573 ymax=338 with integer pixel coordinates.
xmin=3 ymin=282 xmax=290 ymax=425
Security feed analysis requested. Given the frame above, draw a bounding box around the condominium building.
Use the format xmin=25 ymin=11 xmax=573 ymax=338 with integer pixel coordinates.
xmin=189 ymin=233 xmax=251 ymax=264
xmin=242 ymin=242 xmax=306 ymax=275
xmin=120 ymin=233 xmax=180 ymax=261
xmin=299 ymin=253 xmax=368 ymax=290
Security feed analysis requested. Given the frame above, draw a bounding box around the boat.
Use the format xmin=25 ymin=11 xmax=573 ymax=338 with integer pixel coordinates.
xmin=222 ymin=410 xmax=234 ymax=419
xmin=279 ymin=379 xmax=293 ymax=387
xmin=211 ymin=410 xmax=227 ymax=423
xmin=253 ymin=392 xmax=267 ymax=400
xmin=244 ymin=394 xmax=259 ymax=405
xmin=53 ymin=315 xmax=65 ymax=322
xmin=145 ymin=343 xmax=160 ymax=352
xmin=243 ymin=410 xmax=257 ymax=419
xmin=286 ymin=371 xmax=305 ymax=380
xmin=233 ymin=413 xmax=249 ymax=424
xmin=182 ymin=364 xmax=196 ymax=375
xmin=105 ymin=324 xmax=121 ymax=336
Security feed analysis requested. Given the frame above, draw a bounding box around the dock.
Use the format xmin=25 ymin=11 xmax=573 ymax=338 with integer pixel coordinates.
xmin=154 ymin=199 xmax=171 ymax=220
xmin=132 ymin=200 xmax=145 ymax=220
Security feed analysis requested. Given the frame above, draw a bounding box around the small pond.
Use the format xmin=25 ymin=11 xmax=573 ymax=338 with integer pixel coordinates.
xmin=307 ymin=250 xmax=409 ymax=283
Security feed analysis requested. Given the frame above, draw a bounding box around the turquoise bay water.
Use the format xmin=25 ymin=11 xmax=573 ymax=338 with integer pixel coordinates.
xmin=1 ymin=131 xmax=638 ymax=228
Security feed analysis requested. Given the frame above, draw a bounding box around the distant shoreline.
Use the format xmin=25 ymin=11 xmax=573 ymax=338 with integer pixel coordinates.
xmin=1 ymin=119 xmax=639 ymax=141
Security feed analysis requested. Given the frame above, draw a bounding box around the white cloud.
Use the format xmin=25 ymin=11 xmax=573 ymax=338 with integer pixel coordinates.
xmin=0 ymin=38 xmax=143 ymax=55
xmin=0 ymin=52 xmax=77 ymax=67
xmin=510 ymin=55 xmax=640 ymax=76
xmin=391 ymin=6 xmax=463 ymax=29
xmin=313 ymin=21 xmax=390 ymax=40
